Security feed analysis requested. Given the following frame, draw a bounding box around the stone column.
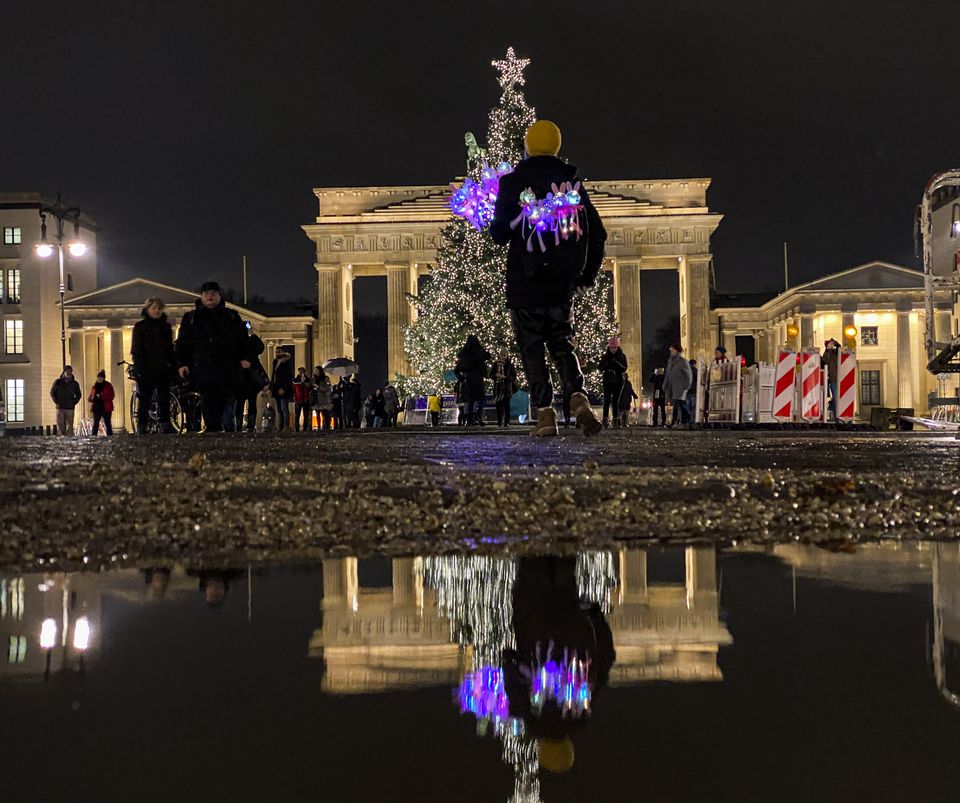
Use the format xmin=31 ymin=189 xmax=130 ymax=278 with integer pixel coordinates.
xmin=386 ymin=265 xmax=412 ymax=380
xmin=322 ymin=558 xmax=358 ymax=608
xmin=685 ymin=547 xmax=717 ymax=600
xmin=615 ymin=261 xmax=641 ymax=385
xmin=936 ymin=310 xmax=953 ymax=345
xmin=799 ymin=314 xmax=814 ymax=350
xmin=619 ymin=549 xmax=648 ymax=601
xmin=108 ymin=327 xmax=126 ymax=430
xmin=316 ymin=266 xmax=344 ymax=364
xmin=392 ymin=557 xmax=420 ymax=607
xmin=897 ymin=311 xmax=914 ymax=409
xmin=722 ymin=330 xmax=736 ymax=357
xmin=680 ymin=257 xmax=712 ymax=360
xmin=293 ymin=338 xmax=308 ymax=371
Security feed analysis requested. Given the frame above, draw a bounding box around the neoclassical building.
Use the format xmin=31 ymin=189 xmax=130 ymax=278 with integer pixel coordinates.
xmin=712 ymin=261 xmax=957 ymax=414
xmin=303 ymin=179 xmax=724 ymax=384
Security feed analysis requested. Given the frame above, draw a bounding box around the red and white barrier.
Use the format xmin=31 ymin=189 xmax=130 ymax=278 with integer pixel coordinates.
xmin=837 ymin=348 xmax=857 ymax=422
xmin=772 ymin=349 xmax=795 ymax=422
xmin=800 ymin=349 xmax=822 ymax=422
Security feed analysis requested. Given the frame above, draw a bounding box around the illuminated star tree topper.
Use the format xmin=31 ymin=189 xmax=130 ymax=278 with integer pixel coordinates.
xmin=491 ymin=46 xmax=531 ymax=89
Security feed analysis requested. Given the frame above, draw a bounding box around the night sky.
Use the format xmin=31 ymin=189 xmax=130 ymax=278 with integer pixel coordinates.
xmin=2 ymin=0 xmax=957 ymax=326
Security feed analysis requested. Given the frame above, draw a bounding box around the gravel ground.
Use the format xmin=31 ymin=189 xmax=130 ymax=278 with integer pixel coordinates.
xmin=1 ymin=427 xmax=958 ymax=571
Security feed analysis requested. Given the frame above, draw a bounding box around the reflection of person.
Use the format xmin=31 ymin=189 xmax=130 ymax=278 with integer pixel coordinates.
xmin=502 ymin=556 xmax=615 ymax=775
xmin=187 ymin=569 xmax=244 ymax=607
xmin=142 ymin=567 xmax=172 ymax=600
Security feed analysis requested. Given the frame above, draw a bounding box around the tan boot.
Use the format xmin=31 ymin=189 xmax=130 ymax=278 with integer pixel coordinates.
xmin=530 ymin=406 xmax=558 ymax=437
xmin=570 ymin=392 xmax=602 ymax=437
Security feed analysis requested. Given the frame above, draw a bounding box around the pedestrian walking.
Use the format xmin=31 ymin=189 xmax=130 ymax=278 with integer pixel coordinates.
xmin=490 ymin=118 xmax=605 ymax=438
xmin=686 ymin=359 xmax=699 ymax=424
xmin=131 ymin=297 xmax=177 ymax=434
xmin=88 ymin=370 xmax=115 ymax=436
xmin=427 ymin=391 xmax=442 ymax=427
xmin=347 ymin=376 xmax=363 ymax=429
xmin=293 ymin=366 xmax=313 ymax=431
xmin=455 ymin=335 xmax=491 ymax=425
xmin=312 ymin=367 xmax=333 ymax=430
xmin=619 ymin=373 xmax=638 ymax=428
xmin=235 ymin=334 xmax=269 ymax=432
xmin=270 ymin=351 xmax=294 ymax=431
xmin=649 ymin=367 xmax=667 ymax=426
xmin=490 ymin=350 xmax=518 ymax=426
xmin=663 ymin=344 xmax=693 ymax=427
xmin=822 ymin=338 xmax=840 ymax=421
xmin=372 ymin=388 xmax=387 ymax=428
xmin=382 ymin=382 xmax=400 ymax=427
xmin=600 ymin=336 xmax=628 ymax=428
xmin=175 ymin=281 xmax=253 ymax=432
xmin=50 ymin=365 xmax=82 ymax=435
xmin=454 ymin=378 xmax=468 ymax=426
xmin=330 ymin=378 xmax=344 ymax=430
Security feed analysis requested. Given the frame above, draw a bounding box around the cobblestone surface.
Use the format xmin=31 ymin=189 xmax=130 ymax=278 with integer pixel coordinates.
xmin=1 ymin=428 xmax=958 ymax=570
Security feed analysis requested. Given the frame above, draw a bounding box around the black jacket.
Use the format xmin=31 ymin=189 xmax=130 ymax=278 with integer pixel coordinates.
xmin=491 ymin=155 xmax=607 ymax=310
xmin=600 ymin=348 xmax=628 ymax=381
xmin=455 ymin=336 xmax=491 ymax=385
xmin=50 ymin=376 xmax=82 ymax=409
xmin=489 ymin=358 xmax=518 ymax=399
xmin=175 ymin=299 xmax=251 ymax=386
xmin=271 ymin=356 xmax=294 ymax=399
xmin=131 ymin=312 xmax=175 ymax=381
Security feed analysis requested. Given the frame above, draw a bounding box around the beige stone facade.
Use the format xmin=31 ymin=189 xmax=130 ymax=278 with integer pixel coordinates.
xmin=302 ymin=179 xmax=724 ymax=384
xmin=0 ymin=194 xmax=97 ymax=429
xmin=711 ymin=262 xmax=957 ymax=415
xmin=62 ymin=278 xmax=315 ymax=431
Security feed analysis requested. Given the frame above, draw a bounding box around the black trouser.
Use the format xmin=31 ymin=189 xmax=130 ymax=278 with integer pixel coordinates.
xmin=671 ymin=398 xmax=690 ymax=426
xmin=235 ymin=391 xmax=259 ymax=431
xmin=652 ymin=396 xmax=667 ymax=426
xmin=92 ymin=410 xmax=113 ymax=436
xmin=137 ymin=376 xmax=170 ymax=433
xmin=602 ymin=379 xmax=623 ymax=423
xmin=510 ymin=303 xmax=584 ymax=410
xmin=295 ymin=402 xmax=312 ymax=431
xmin=466 ymin=380 xmax=485 ymax=424
xmin=431 ymin=411 xmax=440 ymax=427
xmin=199 ymin=384 xmax=232 ymax=433
xmin=495 ymin=398 xmax=510 ymax=426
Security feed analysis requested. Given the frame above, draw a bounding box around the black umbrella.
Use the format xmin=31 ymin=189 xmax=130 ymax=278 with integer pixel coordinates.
xmin=322 ymin=357 xmax=360 ymax=378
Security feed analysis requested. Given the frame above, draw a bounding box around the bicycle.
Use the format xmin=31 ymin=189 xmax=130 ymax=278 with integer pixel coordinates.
xmin=117 ymin=360 xmax=205 ymax=434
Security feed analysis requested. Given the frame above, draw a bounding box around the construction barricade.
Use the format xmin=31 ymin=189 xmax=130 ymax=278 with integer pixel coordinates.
xmin=772 ymin=348 xmax=795 ymax=423
xmin=707 ymin=358 xmax=742 ymax=424
xmin=799 ymin=348 xmax=822 ymax=422
xmin=836 ymin=348 xmax=857 ymax=423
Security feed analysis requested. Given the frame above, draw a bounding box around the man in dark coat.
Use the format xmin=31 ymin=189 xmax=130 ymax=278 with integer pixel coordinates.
xmin=649 ymin=367 xmax=667 ymax=426
xmin=131 ymin=297 xmax=176 ymax=433
xmin=822 ymin=338 xmax=840 ymax=421
xmin=270 ymin=350 xmax=294 ymax=431
xmin=454 ymin=334 xmax=491 ymax=425
xmin=50 ymin=365 xmax=82 ymax=435
xmin=599 ymin=336 xmax=628 ymax=428
xmin=175 ymin=281 xmax=253 ymax=432
xmin=490 ymin=119 xmax=606 ymax=438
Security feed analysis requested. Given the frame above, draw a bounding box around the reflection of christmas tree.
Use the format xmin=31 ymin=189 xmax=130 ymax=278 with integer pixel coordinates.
xmin=425 ymin=550 xmax=619 ymax=803
xmin=399 ymin=47 xmax=617 ymax=397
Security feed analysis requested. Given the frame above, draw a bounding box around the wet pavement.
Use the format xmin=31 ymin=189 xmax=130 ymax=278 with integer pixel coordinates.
xmin=1 ymin=429 xmax=959 ymax=571
xmin=2 ymin=543 xmax=959 ymax=802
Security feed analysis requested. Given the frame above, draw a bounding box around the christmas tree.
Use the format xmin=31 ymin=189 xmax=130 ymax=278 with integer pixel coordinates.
xmin=399 ymin=48 xmax=618 ymax=398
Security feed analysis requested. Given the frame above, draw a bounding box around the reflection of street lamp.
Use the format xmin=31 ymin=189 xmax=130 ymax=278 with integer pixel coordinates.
xmin=73 ymin=616 xmax=91 ymax=651
xmin=40 ymin=617 xmax=57 ymax=680
xmin=34 ymin=193 xmax=88 ymax=370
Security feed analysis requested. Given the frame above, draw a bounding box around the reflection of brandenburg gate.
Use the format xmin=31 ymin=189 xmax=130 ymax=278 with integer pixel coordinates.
xmin=302 ymin=181 xmax=723 ymax=381
xmin=309 ymin=547 xmax=731 ymax=694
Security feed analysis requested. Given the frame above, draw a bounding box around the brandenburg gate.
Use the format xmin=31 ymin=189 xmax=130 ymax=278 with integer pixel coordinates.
xmin=303 ymin=179 xmax=722 ymax=382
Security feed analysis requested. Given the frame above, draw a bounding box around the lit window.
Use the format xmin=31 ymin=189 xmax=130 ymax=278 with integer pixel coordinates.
xmin=861 ymin=326 xmax=879 ymax=346
xmin=861 ymin=369 xmax=881 ymax=406
xmin=5 ymin=319 xmax=22 ymax=354
xmin=2 ymin=227 xmax=21 ymax=245
xmin=7 ymin=269 xmax=20 ymax=304
xmin=5 ymin=378 xmax=24 ymax=422
xmin=7 ymin=635 xmax=25 ymax=664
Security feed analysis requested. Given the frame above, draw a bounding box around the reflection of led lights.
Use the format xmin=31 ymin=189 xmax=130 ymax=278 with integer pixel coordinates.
xmin=40 ymin=618 xmax=57 ymax=649
xmin=73 ymin=616 xmax=91 ymax=651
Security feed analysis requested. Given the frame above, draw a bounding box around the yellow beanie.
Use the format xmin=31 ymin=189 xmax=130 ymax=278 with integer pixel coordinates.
xmin=538 ymin=736 xmax=575 ymax=773
xmin=525 ymin=120 xmax=562 ymax=157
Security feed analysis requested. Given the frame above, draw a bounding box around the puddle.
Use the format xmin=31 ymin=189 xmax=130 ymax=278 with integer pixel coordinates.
xmin=2 ymin=543 xmax=959 ymax=801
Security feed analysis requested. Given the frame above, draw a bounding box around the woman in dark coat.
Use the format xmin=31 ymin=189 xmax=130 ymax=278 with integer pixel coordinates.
xmin=599 ymin=336 xmax=628 ymax=428
xmin=455 ymin=334 xmax=491 ymax=425
xmin=131 ymin=297 xmax=176 ymax=434
xmin=271 ymin=351 xmax=294 ymax=431
xmin=489 ymin=349 xmax=518 ymax=427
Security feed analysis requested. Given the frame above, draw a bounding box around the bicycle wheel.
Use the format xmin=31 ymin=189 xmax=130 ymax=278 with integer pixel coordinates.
xmin=169 ymin=394 xmax=185 ymax=434
xmin=130 ymin=391 xmax=140 ymax=433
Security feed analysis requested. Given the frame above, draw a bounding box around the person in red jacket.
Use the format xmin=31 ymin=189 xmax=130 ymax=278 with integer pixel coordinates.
xmin=89 ymin=369 xmax=115 ymax=436
xmin=292 ymin=366 xmax=313 ymax=432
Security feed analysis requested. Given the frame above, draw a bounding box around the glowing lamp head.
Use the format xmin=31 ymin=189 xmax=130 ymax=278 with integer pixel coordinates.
xmin=35 ymin=242 xmax=54 ymax=259
xmin=843 ymin=324 xmax=858 ymax=339
xmin=68 ymin=241 xmax=88 ymax=257
xmin=786 ymin=324 xmax=800 ymax=339
xmin=73 ymin=616 xmax=91 ymax=651
xmin=40 ymin=618 xmax=57 ymax=649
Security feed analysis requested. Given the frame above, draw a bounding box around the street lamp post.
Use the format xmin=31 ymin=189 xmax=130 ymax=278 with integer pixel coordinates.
xmin=34 ymin=193 xmax=88 ymax=370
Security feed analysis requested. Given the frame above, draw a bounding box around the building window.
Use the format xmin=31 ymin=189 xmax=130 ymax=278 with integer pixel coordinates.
xmin=7 ymin=635 xmax=26 ymax=664
xmin=860 ymin=369 xmax=881 ymax=406
xmin=4 ymin=319 xmax=23 ymax=354
xmin=2 ymin=227 xmax=21 ymax=245
xmin=861 ymin=326 xmax=879 ymax=346
xmin=67 ymin=273 xmax=73 ymax=292
xmin=7 ymin=269 xmax=19 ymax=304
xmin=5 ymin=379 xmax=24 ymax=422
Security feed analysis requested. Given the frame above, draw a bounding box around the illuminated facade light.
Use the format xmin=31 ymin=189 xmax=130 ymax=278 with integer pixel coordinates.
xmin=68 ymin=241 xmax=88 ymax=257
xmin=39 ymin=618 xmax=57 ymax=649
xmin=35 ymin=242 xmax=54 ymax=259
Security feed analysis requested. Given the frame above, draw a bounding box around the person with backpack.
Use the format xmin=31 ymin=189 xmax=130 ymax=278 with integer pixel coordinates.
xmin=490 ymin=119 xmax=606 ymax=438
xmin=88 ymin=369 xmax=115 ymax=436
xmin=599 ymin=336 xmax=628 ymax=428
